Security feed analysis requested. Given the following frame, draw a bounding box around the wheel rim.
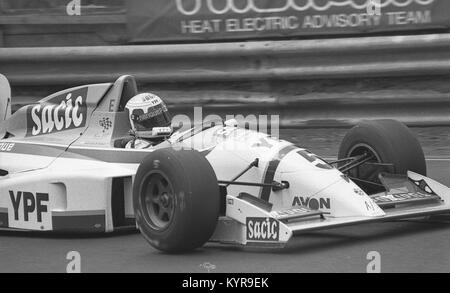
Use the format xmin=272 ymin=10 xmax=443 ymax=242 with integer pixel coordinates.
xmin=346 ymin=143 xmax=383 ymax=187
xmin=141 ymin=172 xmax=175 ymax=231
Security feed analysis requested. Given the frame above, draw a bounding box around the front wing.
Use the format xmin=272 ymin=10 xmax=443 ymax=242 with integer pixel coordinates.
xmin=210 ymin=171 xmax=450 ymax=247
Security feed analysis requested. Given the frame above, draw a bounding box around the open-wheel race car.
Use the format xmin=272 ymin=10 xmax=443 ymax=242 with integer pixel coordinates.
xmin=1 ymin=74 xmax=449 ymax=253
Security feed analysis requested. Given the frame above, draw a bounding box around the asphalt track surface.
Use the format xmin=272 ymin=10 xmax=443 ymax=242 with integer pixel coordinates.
xmin=0 ymin=127 xmax=449 ymax=273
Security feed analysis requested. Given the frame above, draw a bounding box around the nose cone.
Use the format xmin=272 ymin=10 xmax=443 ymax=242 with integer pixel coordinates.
xmin=277 ymin=149 xmax=385 ymax=217
xmin=319 ymin=178 xmax=385 ymax=217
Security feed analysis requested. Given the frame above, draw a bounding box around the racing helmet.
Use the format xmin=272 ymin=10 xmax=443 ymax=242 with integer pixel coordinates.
xmin=125 ymin=93 xmax=171 ymax=136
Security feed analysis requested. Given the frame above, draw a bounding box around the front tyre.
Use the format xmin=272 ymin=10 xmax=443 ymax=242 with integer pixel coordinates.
xmin=338 ymin=119 xmax=426 ymax=194
xmin=133 ymin=148 xmax=220 ymax=253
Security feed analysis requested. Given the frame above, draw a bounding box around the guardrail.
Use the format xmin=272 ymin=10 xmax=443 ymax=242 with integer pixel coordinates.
xmin=2 ymin=33 xmax=450 ymax=127
xmin=0 ymin=13 xmax=126 ymax=24
xmin=1 ymin=33 xmax=450 ymax=85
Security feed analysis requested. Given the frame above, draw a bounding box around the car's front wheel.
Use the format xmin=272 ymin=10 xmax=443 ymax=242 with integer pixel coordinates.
xmin=338 ymin=119 xmax=426 ymax=194
xmin=133 ymin=148 xmax=220 ymax=253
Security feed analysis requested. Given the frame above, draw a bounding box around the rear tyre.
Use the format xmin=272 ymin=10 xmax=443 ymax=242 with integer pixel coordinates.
xmin=133 ymin=148 xmax=220 ymax=253
xmin=338 ymin=119 xmax=426 ymax=194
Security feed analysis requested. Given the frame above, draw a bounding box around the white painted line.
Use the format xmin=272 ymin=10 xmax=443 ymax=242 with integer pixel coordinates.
xmin=323 ymin=157 xmax=450 ymax=162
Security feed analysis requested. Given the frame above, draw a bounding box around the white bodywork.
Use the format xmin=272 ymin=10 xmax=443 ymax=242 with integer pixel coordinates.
xmin=1 ymin=75 xmax=450 ymax=248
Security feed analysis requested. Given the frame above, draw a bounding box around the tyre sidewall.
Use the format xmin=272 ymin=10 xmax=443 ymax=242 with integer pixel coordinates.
xmin=133 ymin=149 xmax=220 ymax=253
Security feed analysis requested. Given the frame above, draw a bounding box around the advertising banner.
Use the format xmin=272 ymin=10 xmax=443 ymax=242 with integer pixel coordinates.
xmin=128 ymin=0 xmax=450 ymax=42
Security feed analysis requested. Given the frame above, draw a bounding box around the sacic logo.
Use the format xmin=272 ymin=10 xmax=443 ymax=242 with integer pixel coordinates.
xmin=175 ymin=0 xmax=435 ymax=16
xmin=246 ymin=217 xmax=279 ymax=241
xmin=27 ymin=87 xmax=88 ymax=136
xmin=292 ymin=196 xmax=331 ymax=210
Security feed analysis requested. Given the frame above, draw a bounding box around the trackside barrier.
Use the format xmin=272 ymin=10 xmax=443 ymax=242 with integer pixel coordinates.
xmin=2 ymin=33 xmax=450 ymax=127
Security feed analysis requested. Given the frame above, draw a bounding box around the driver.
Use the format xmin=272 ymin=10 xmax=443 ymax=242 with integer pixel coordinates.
xmin=124 ymin=93 xmax=172 ymax=149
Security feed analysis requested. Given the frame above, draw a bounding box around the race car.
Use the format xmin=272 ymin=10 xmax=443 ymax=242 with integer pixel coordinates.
xmin=1 ymin=74 xmax=449 ymax=253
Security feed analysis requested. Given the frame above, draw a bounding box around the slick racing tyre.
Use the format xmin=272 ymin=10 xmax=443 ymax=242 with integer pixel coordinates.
xmin=133 ymin=148 xmax=220 ymax=253
xmin=338 ymin=119 xmax=426 ymax=194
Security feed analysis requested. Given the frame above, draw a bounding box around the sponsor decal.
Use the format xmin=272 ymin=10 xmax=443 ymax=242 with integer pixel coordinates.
xmin=246 ymin=217 xmax=279 ymax=241
xmin=99 ymin=117 xmax=113 ymax=133
xmin=292 ymin=196 xmax=331 ymax=210
xmin=0 ymin=142 xmax=14 ymax=152
xmin=270 ymin=207 xmax=313 ymax=219
xmin=372 ymin=192 xmax=437 ymax=204
xmin=27 ymin=87 xmax=88 ymax=136
xmin=9 ymin=190 xmax=49 ymax=223
xmin=131 ymin=103 xmax=168 ymax=122
xmin=129 ymin=0 xmax=445 ymax=43
xmin=140 ymin=93 xmax=162 ymax=104
xmin=354 ymin=187 xmax=365 ymax=196
xmin=176 ymin=0 xmax=435 ymax=16
xmin=365 ymin=199 xmax=378 ymax=212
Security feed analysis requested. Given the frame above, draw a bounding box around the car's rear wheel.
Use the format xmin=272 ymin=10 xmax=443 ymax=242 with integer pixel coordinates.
xmin=338 ymin=119 xmax=426 ymax=194
xmin=133 ymin=148 xmax=220 ymax=253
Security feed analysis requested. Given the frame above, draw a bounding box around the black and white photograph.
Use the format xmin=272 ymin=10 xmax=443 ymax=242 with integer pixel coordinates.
xmin=0 ymin=0 xmax=449 ymax=278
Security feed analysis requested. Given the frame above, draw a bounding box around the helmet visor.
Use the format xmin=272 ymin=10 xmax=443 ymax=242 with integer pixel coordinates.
xmin=131 ymin=104 xmax=171 ymax=132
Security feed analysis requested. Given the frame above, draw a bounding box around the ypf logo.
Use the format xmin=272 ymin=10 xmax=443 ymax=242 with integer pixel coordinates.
xmin=9 ymin=190 xmax=49 ymax=223
xmin=26 ymin=87 xmax=88 ymax=136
